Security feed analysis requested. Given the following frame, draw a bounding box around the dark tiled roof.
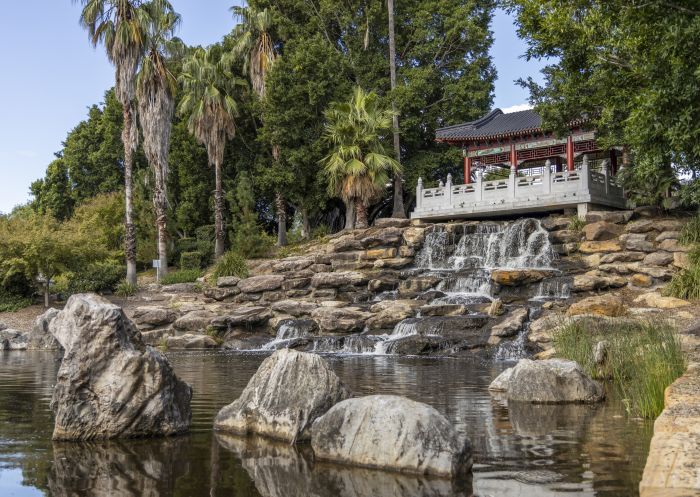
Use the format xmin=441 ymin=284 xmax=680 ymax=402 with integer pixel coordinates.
xmin=436 ymin=109 xmax=542 ymax=142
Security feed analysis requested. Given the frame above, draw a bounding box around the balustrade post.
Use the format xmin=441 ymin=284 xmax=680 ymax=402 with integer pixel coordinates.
xmin=476 ymin=168 xmax=483 ymax=202
xmin=416 ymin=177 xmax=423 ymax=209
xmin=580 ymin=154 xmax=589 ymax=192
xmin=544 ymin=159 xmax=552 ymax=194
xmin=509 ymin=165 xmax=517 ymax=199
xmin=602 ymin=159 xmax=610 ymax=195
xmin=446 ymin=173 xmax=453 ymax=208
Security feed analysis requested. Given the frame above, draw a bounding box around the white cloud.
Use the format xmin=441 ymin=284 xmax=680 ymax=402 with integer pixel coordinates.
xmin=501 ymin=103 xmax=533 ymax=114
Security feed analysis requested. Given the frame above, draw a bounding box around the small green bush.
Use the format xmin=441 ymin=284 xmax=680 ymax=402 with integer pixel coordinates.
xmin=311 ymin=224 xmax=331 ymax=240
xmin=115 ymin=280 xmax=138 ymax=298
xmin=665 ymin=234 xmax=700 ymax=300
xmin=567 ymin=215 xmax=586 ymax=233
xmin=0 ymin=291 xmax=33 ymax=312
xmin=554 ymin=318 xmax=686 ymax=418
xmin=54 ymin=260 xmax=124 ymax=296
xmin=160 ymin=269 xmax=202 ymax=285
xmin=679 ymin=214 xmax=700 ymax=246
xmin=212 ymin=251 xmax=249 ymax=280
xmin=180 ymin=251 xmax=203 ymax=270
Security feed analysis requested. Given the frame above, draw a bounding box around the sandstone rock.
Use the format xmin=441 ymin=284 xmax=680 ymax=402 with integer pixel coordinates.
xmin=643 ymin=251 xmax=674 ymax=267
xmin=656 ymin=219 xmax=687 ymax=232
xmin=373 ymin=257 xmax=413 ymax=269
xmin=358 ymin=227 xmax=403 ymax=248
xmin=487 ymin=299 xmax=504 ymax=316
xmin=311 ymin=307 xmax=371 ymax=333
xmin=367 ymin=276 xmax=399 ymax=292
xmin=599 ymin=251 xmax=645 ymax=263
xmin=626 ymin=263 xmax=674 ymax=280
xmin=131 ymin=306 xmax=178 ymax=328
xmin=583 ymin=221 xmax=623 ymax=241
xmin=211 ymin=306 xmax=272 ymax=330
xmin=619 ymin=233 xmax=655 ymax=252
xmin=633 ymin=206 xmax=661 ymax=218
xmin=166 ymin=334 xmax=218 ymax=349
xmin=491 ymin=269 xmax=554 ymax=286
xmin=541 ymin=217 xmax=570 ymax=231
xmin=655 ymin=231 xmax=680 ymax=242
xmin=311 ymin=395 xmax=471 ymax=477
xmin=281 ymin=277 xmax=311 ymax=291
xmin=598 ymin=263 xmax=631 ymax=275
xmin=549 ymin=229 xmax=581 ymax=244
xmin=204 ymin=286 xmax=241 ymax=301
xmin=491 ymin=308 xmax=528 ymax=337
xmin=311 ymin=271 xmax=368 ymax=288
xmin=573 ymin=271 xmax=627 ymax=292
xmin=374 ymin=218 xmax=411 ymax=228
xmin=419 ymin=304 xmax=467 ymax=317
xmin=49 ymin=294 xmax=191 ymax=440
xmin=366 ymin=301 xmax=420 ymax=330
xmin=674 ymin=252 xmax=691 ymax=270
xmin=365 ymin=247 xmax=397 ymax=259
xmin=271 ymin=300 xmax=318 ymax=317
xmin=398 ymin=276 xmax=441 ymax=297
xmin=217 ymin=276 xmax=241 ymax=287
xmin=567 ymin=295 xmax=626 ymax=317
xmin=28 ymin=308 xmax=61 ymax=350
xmin=402 ymin=227 xmax=427 ymax=247
xmin=633 ymin=292 xmax=690 ymax=309
xmin=585 ymin=210 xmax=633 ymax=224
xmin=584 ymin=254 xmax=602 ymax=267
xmin=161 ymin=283 xmax=199 ymax=293
xmin=214 ymin=349 xmax=349 ymax=442
xmin=238 ymin=275 xmax=285 ymax=294
xmin=631 ymin=273 xmax=654 ymax=288
xmin=489 ymin=359 xmax=604 ymax=403
xmin=397 ymin=316 xmax=490 ymax=342
xmin=173 ymin=310 xmax=217 ymax=332
xmin=626 ymin=220 xmax=657 ymax=233
xmin=578 ymin=240 xmax=622 ymax=254
xmin=658 ymin=239 xmax=686 ymax=253
xmin=271 ymin=257 xmax=314 ymax=273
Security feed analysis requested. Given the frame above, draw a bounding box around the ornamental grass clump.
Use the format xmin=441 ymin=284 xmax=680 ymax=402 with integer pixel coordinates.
xmin=554 ymin=318 xmax=685 ymax=419
xmin=666 ymin=217 xmax=700 ymax=299
xmin=211 ymin=251 xmax=249 ymax=280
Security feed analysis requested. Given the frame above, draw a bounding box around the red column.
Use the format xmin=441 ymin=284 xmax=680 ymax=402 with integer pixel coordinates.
xmin=464 ymin=156 xmax=472 ymax=184
xmin=510 ymin=144 xmax=517 ymax=171
xmin=566 ymin=136 xmax=574 ymax=171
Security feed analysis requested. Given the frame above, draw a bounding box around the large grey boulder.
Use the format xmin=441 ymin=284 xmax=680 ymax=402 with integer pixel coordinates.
xmin=49 ymin=294 xmax=192 ymax=440
xmin=311 ymin=395 xmax=471 ymax=477
xmin=0 ymin=329 xmax=28 ymax=350
xmin=489 ymin=359 xmax=604 ymax=404
xmin=28 ymin=308 xmax=61 ymax=350
xmin=214 ymin=349 xmax=350 ymax=443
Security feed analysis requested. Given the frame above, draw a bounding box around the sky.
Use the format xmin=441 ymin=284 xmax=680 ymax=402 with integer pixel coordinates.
xmin=0 ymin=3 xmax=545 ymax=214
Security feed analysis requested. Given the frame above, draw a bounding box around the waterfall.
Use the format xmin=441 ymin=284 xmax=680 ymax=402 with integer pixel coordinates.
xmin=532 ymin=276 xmax=571 ymax=300
xmin=261 ymin=322 xmax=310 ymax=350
xmin=415 ymin=229 xmax=450 ymax=269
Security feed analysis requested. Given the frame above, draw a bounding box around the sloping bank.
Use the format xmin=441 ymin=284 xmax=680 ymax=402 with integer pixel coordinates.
xmin=640 ymin=328 xmax=700 ymax=497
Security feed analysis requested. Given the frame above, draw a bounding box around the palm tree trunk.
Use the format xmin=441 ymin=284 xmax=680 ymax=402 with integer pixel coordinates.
xmin=276 ymin=191 xmax=287 ymax=246
xmin=154 ymin=168 xmax=168 ymax=280
xmin=355 ymin=200 xmax=369 ymax=229
xmin=388 ymin=0 xmax=405 ymax=219
xmin=214 ymin=161 xmax=225 ymax=259
xmin=344 ymin=198 xmax=356 ymax=230
xmin=301 ymin=207 xmax=311 ymax=239
xmin=123 ymin=103 xmax=137 ymax=285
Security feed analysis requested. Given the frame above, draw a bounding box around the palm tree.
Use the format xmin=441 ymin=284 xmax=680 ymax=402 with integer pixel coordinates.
xmin=136 ymin=0 xmax=182 ymax=281
xmin=387 ymin=0 xmax=405 ymax=219
xmin=322 ymin=87 xmax=401 ymax=229
xmin=77 ymin=0 xmax=149 ymax=285
xmin=228 ymin=6 xmax=288 ymax=246
xmin=178 ymin=46 xmax=241 ymax=259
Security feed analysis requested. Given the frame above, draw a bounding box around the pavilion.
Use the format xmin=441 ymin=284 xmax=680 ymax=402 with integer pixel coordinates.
xmin=410 ymin=108 xmax=627 ymax=221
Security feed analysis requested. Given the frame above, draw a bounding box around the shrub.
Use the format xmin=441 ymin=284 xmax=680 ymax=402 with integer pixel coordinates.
xmin=212 ymin=251 xmax=249 ymax=280
xmin=311 ymin=223 xmax=330 ymax=240
xmin=160 ymin=269 xmax=202 ymax=285
xmin=567 ymin=215 xmax=586 ymax=233
xmin=180 ymin=251 xmax=203 ymax=270
xmin=554 ymin=318 xmax=686 ymax=418
xmin=679 ymin=214 xmax=700 ymax=246
xmin=115 ymin=280 xmax=138 ymax=298
xmin=0 ymin=291 xmax=33 ymax=312
xmin=54 ymin=260 xmax=124 ymax=296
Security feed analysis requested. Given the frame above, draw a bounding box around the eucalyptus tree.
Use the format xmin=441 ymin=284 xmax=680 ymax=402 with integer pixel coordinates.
xmin=322 ymin=87 xmax=401 ymax=229
xmin=178 ymin=46 xmax=241 ymax=259
xmin=77 ymin=0 xmax=149 ymax=285
xmin=228 ymin=5 xmax=288 ymax=246
xmin=136 ymin=0 xmax=182 ymax=280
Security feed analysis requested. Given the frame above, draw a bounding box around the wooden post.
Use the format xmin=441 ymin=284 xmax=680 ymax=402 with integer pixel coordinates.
xmin=464 ymin=156 xmax=472 ymax=184
xmin=566 ymin=135 xmax=574 ymax=171
xmin=510 ymin=144 xmax=517 ymax=171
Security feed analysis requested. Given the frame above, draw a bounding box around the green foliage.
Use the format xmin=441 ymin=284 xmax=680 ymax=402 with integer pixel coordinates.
xmin=554 ymin=318 xmax=686 ymax=418
xmin=679 ymin=215 xmax=700 ymax=246
xmin=211 ymin=251 xmax=249 ymax=280
xmin=665 ymin=264 xmax=700 ymax=301
xmin=179 ymin=251 xmax=202 ymax=270
xmin=53 ymin=260 xmax=124 ymax=296
xmin=0 ymin=292 xmax=33 ymax=313
xmin=229 ymin=172 xmax=274 ymax=258
xmin=160 ymin=269 xmax=202 ymax=285
xmin=115 ymin=280 xmax=139 ymax=298
xmin=567 ymin=216 xmax=585 ymax=233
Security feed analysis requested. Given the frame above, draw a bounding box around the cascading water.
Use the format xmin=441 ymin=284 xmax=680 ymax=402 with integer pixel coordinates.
xmin=415 ymin=229 xmax=450 ymax=270
xmin=261 ymin=322 xmax=310 ymax=350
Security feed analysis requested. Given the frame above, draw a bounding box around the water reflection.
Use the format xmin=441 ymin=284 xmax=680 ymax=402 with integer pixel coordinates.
xmin=216 ymin=433 xmax=473 ymax=497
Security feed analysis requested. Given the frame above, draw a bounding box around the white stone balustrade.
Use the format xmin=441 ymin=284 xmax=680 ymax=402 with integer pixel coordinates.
xmin=412 ymin=159 xmax=626 ymax=220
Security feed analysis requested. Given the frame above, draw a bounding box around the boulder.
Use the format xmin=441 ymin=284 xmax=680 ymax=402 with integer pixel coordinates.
xmin=630 ymin=274 xmax=653 ymax=288
xmin=419 ymin=304 xmax=467 ymax=317
xmin=49 ymin=294 xmax=191 ymax=440
xmin=674 ymin=252 xmax=691 ymax=270
xmin=633 ymin=292 xmax=691 ymax=309
xmin=599 ymin=251 xmax=645 ymax=263
xmin=578 ymin=240 xmax=622 ymax=254
xmin=402 ymin=227 xmax=427 ymax=247
xmin=203 ymin=286 xmax=240 ymax=301
xmin=271 ymin=257 xmax=314 ymax=273
xmin=626 ymin=220 xmax=657 ymax=233
xmin=0 ymin=329 xmax=28 ymax=350
xmin=549 ymin=229 xmax=581 ymax=244
xmin=584 ymin=210 xmax=633 ymax=224
xmin=311 ymin=307 xmax=372 ymax=333
xmin=487 ymin=299 xmax=504 ymax=316
xmin=357 ymin=227 xmax=403 ymax=248
xmin=28 ymin=308 xmax=61 ymax=350
xmin=173 ymin=310 xmax=217 ymax=332
xmin=166 ymin=334 xmax=218 ymax=349
xmin=366 ymin=300 xmax=421 ymax=330
xmin=216 ymin=276 xmax=241 ymax=287
xmin=310 ymin=271 xmax=368 ymax=288
xmin=271 ymin=300 xmax=318 ymax=317
xmin=373 ymin=257 xmax=414 ymax=269
xmin=214 ymin=349 xmax=349 ymax=442
xmin=626 ymin=263 xmax=674 ymax=280
xmin=238 ymin=275 xmax=285 ymax=294
xmin=643 ymin=251 xmax=674 ymax=267
xmin=583 ymin=221 xmax=623 ymax=241
xmin=658 ymin=239 xmax=686 ymax=252
xmin=311 ymin=395 xmax=471 ymax=477
xmin=619 ymin=234 xmax=654 ymax=252
xmin=397 ymin=276 xmax=441 ymax=297
xmin=365 ymin=248 xmax=398 ymax=260
xmin=655 ymin=231 xmax=680 ymax=242
xmin=210 ymin=306 xmax=272 ymax=330
xmin=567 ymin=295 xmax=626 ymax=317
xmin=541 ymin=217 xmax=570 ymax=231
xmin=374 ymin=218 xmax=411 ymax=228
xmin=160 ymin=283 xmax=199 ymax=293
xmin=489 ymin=359 xmax=604 ymax=403
xmin=491 ymin=269 xmax=554 ymax=286
xmin=131 ymin=306 xmax=178 ymax=328
xmin=490 ymin=308 xmax=528 ymax=338
xmin=573 ymin=271 xmax=627 ymax=292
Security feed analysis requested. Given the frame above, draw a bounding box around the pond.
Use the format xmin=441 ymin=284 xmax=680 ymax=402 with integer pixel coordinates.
xmin=0 ymin=350 xmax=652 ymax=497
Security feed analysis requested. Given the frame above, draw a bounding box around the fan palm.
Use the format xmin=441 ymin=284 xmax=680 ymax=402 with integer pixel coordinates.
xmin=136 ymin=0 xmax=182 ymax=281
xmin=77 ymin=0 xmax=149 ymax=285
xmin=322 ymin=87 xmax=401 ymax=229
xmin=228 ymin=6 xmax=288 ymax=245
xmin=178 ymin=46 xmax=242 ymax=259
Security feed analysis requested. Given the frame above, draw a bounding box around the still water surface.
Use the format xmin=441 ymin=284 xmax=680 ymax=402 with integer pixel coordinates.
xmin=0 ymin=350 xmax=652 ymax=497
